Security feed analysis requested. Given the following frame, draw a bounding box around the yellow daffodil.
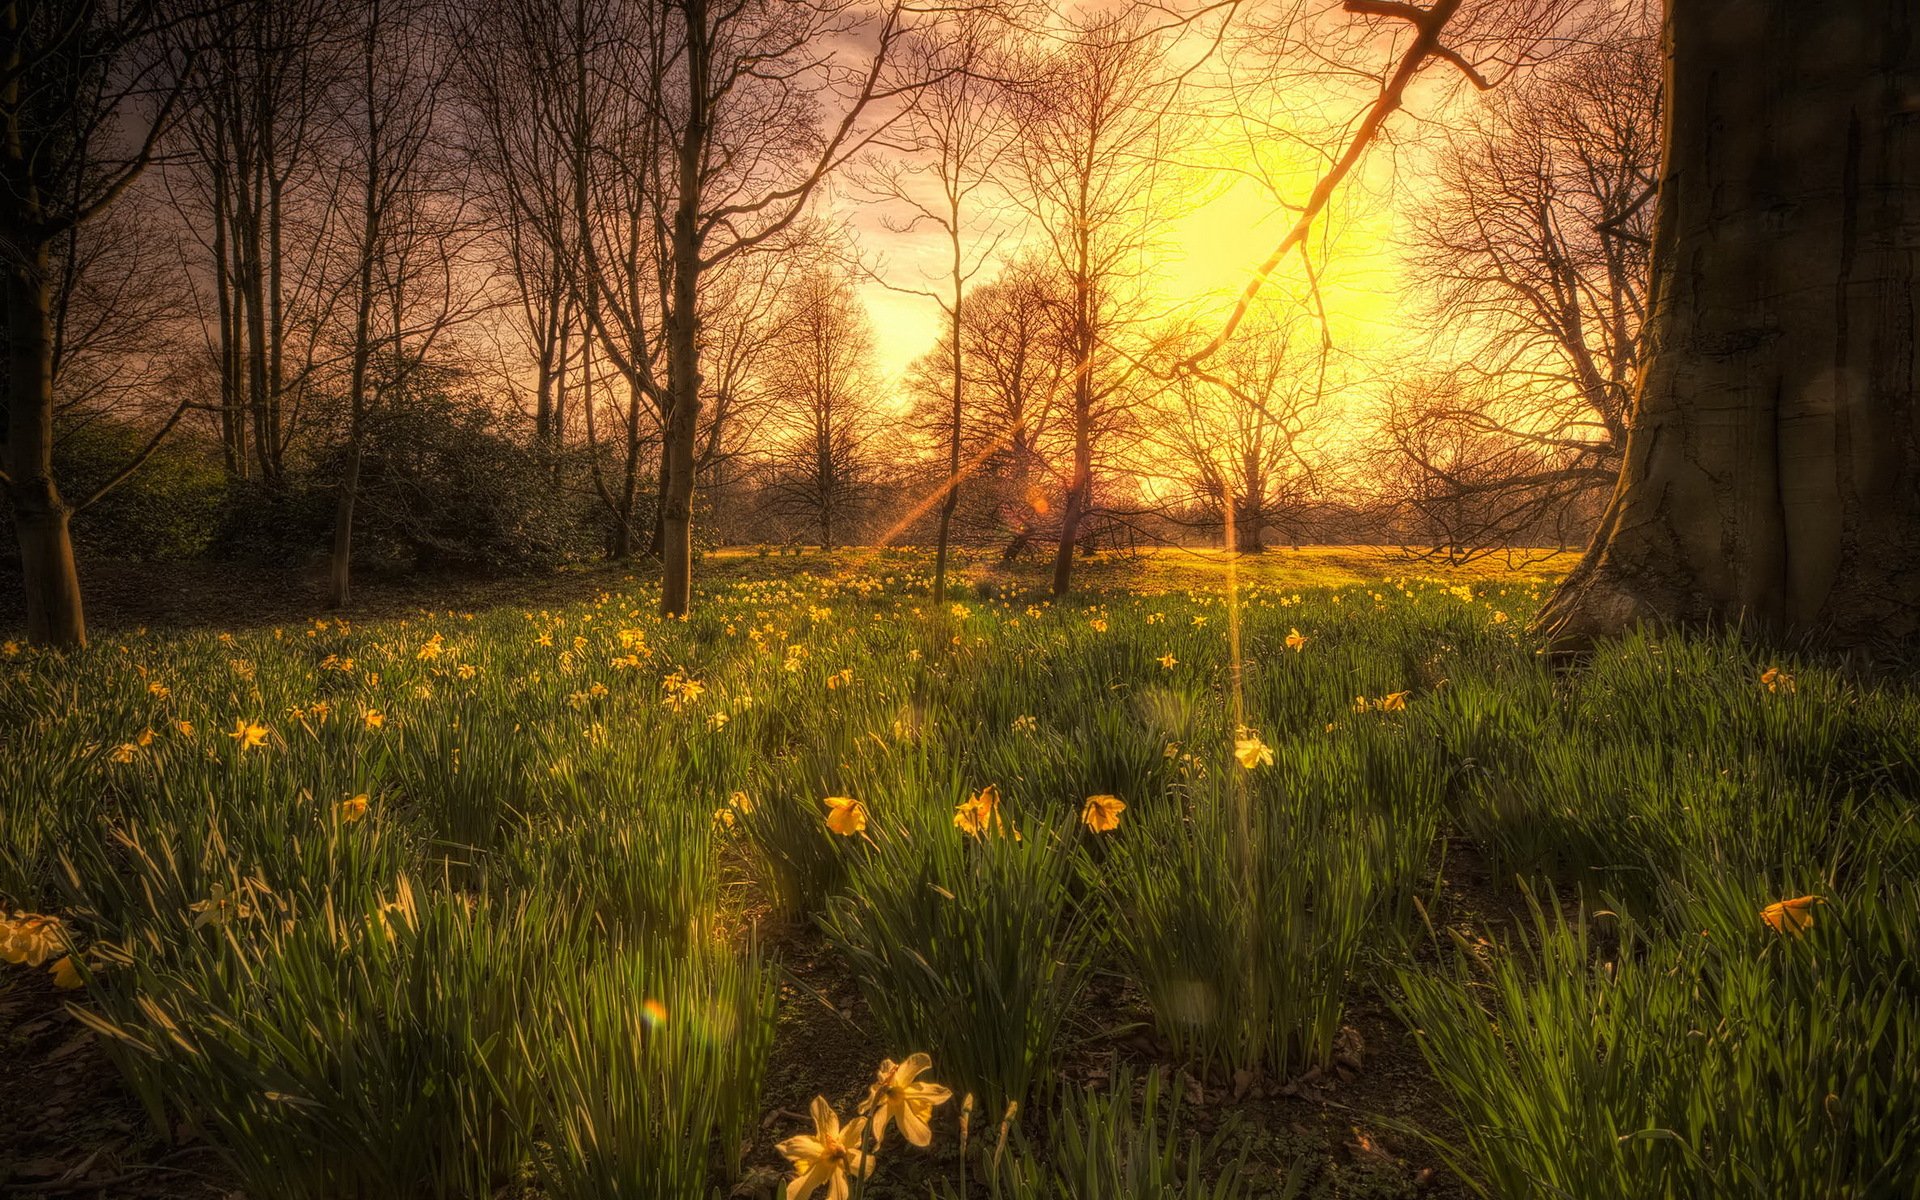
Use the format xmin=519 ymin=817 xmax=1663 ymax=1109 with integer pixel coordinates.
xmin=778 ymin=1095 xmax=872 ymax=1200
xmin=362 ymin=708 xmax=385 ymax=730
xmin=1762 ymin=666 xmax=1796 ymax=694
xmin=49 ymin=955 xmax=82 ymax=989
xmin=1234 ymin=732 xmax=1273 ymax=769
xmin=1379 ymin=690 xmax=1410 ymax=712
xmin=189 ymin=883 xmax=252 ymax=930
xmin=110 ymin=742 xmax=138 ymax=763
xmin=1761 ymin=894 xmax=1824 ymax=935
xmin=823 ymin=796 xmax=868 ymax=837
xmin=174 ymin=719 xmax=194 ymax=736
xmin=953 ymin=785 xmax=1017 ymax=840
xmin=1285 ymin=628 xmax=1307 ymax=652
xmin=1157 ymin=652 xmax=1177 ymax=669
xmin=337 ymin=794 xmax=370 ymax=823
xmin=1081 ymin=793 xmax=1126 ymax=833
xmin=1 ymin=913 xmax=66 ymax=966
xmin=1492 ymin=610 xmax=1510 ymax=624
xmin=864 ymin=1053 xmax=952 ymax=1147
xmin=227 ymin=718 xmax=268 ymax=750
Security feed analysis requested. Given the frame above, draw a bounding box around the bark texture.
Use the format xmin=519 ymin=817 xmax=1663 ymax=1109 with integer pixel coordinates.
xmin=5 ymin=247 xmax=86 ymax=646
xmin=1539 ymin=0 xmax=1920 ymax=651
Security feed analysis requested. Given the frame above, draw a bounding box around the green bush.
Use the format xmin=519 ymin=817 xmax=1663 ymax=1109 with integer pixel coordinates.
xmin=53 ymin=418 xmax=228 ymax=560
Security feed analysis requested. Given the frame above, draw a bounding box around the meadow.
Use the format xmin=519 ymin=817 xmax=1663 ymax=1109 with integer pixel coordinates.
xmin=2 ymin=548 xmax=1916 ymax=1199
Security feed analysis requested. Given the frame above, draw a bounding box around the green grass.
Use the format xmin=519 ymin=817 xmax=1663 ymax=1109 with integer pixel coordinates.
xmin=2 ymin=546 xmax=1916 ymax=1199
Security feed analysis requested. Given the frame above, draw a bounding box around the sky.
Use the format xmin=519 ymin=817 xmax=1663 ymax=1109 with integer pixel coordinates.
xmin=835 ymin=22 xmax=1457 ymax=409
xmin=845 ymin=148 xmax=1422 ymax=403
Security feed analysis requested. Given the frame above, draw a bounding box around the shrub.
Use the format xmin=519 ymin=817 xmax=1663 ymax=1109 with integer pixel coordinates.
xmin=53 ymin=419 xmax=228 ymax=560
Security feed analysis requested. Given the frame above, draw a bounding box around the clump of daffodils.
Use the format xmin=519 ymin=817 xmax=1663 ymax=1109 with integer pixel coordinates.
xmin=954 ymin=785 xmax=1019 ymax=841
xmin=778 ymin=1054 xmax=951 ymax=1199
xmin=2 ymin=912 xmax=83 ymax=990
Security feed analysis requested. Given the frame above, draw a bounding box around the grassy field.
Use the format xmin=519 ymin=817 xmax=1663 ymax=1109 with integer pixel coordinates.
xmin=2 ymin=547 xmax=1916 ymax=1199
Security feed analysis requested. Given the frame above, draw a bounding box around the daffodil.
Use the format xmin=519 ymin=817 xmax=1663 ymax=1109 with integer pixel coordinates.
xmin=953 ymin=785 xmax=1017 ymax=840
xmin=227 ymin=718 xmax=268 ymax=750
xmin=49 ymin=955 xmax=82 ymax=989
xmin=1285 ymin=628 xmax=1307 ymax=652
xmin=1234 ymin=732 xmax=1273 ymax=769
xmin=823 ymin=796 xmax=868 ymax=837
xmin=1761 ymin=894 xmax=1823 ymax=935
xmin=1 ymin=913 xmax=66 ymax=966
xmin=337 ymin=794 xmax=370 ymax=823
xmin=1762 ymin=666 xmax=1796 ymax=694
xmin=1157 ymin=652 xmax=1177 ymax=669
xmin=189 ymin=883 xmax=252 ymax=930
xmin=1379 ymin=690 xmax=1410 ymax=712
xmin=778 ymin=1096 xmax=872 ymax=1200
xmin=1081 ymin=793 xmax=1125 ymax=833
xmin=362 ymin=708 xmax=385 ymax=730
xmin=864 ymin=1053 xmax=952 ymax=1147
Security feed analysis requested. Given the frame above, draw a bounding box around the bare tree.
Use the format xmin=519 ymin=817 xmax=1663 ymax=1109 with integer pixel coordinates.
xmin=173 ymin=0 xmax=347 ymax=484
xmin=1391 ymin=14 xmax=1657 ymax=556
xmin=326 ymin=0 xmax=474 ymax=606
xmin=760 ymin=267 xmax=884 ymax=549
xmin=1151 ymin=307 xmax=1327 ymax=553
xmin=449 ymin=0 xmax=583 ymax=455
xmin=652 ymin=0 xmax=921 ymax=615
xmin=1008 ymin=11 xmax=1180 ymax=596
xmin=2 ymin=0 xmax=200 ymax=645
xmin=860 ymin=10 xmax=1016 ymax=603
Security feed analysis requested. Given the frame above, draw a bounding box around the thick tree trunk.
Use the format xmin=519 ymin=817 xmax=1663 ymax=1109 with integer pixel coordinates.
xmin=1233 ymin=501 xmax=1265 ymax=554
xmin=5 ymin=245 xmax=86 ymax=646
xmin=1539 ymin=0 xmax=1920 ymax=651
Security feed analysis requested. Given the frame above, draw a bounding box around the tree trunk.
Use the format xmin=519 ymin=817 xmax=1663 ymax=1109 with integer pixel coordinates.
xmin=5 ymin=245 xmax=85 ymax=646
xmin=1539 ymin=0 xmax=1920 ymax=651
xmin=1050 ymin=461 xmax=1087 ymax=597
xmin=1234 ymin=501 xmax=1265 ymax=554
xmin=660 ymin=0 xmax=708 ymax=619
xmin=327 ymin=441 xmax=361 ymax=608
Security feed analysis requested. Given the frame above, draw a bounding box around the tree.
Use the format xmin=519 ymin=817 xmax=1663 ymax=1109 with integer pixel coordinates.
xmin=2 ymin=0 xmax=197 ymax=646
xmin=450 ymin=0 xmax=582 ymax=455
xmin=899 ymin=256 xmax=1067 ymax=558
xmin=174 ymin=0 xmax=344 ymax=484
xmin=1008 ymin=11 xmax=1177 ymax=596
xmin=652 ymin=0 xmax=918 ymax=616
xmin=760 ymin=267 xmax=883 ymax=549
xmin=327 ymin=0 xmax=473 ymax=607
xmin=1394 ymin=13 xmax=1658 ymax=556
xmin=861 ymin=10 xmax=1014 ymax=603
xmin=1154 ymin=307 xmax=1326 ymax=553
xmin=1539 ymin=0 xmax=1920 ymax=651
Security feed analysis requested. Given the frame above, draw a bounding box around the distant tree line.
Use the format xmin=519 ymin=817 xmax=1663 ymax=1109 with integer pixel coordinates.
xmin=3 ymin=0 xmax=1652 ymax=644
